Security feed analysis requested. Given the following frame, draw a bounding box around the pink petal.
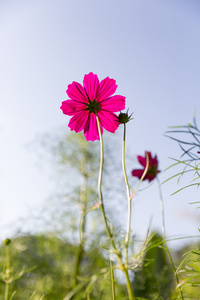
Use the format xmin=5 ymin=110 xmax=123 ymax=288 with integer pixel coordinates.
xmin=137 ymin=156 xmax=147 ymax=168
xmin=98 ymin=110 xmax=119 ymax=133
xmin=67 ymin=81 xmax=88 ymax=103
xmin=152 ymin=154 xmax=158 ymax=168
xmin=132 ymin=169 xmax=156 ymax=182
xmin=60 ymin=100 xmax=86 ymax=116
xmin=84 ymin=113 xmax=103 ymax=141
xmin=99 ymin=95 xmax=126 ymax=112
xmin=131 ymin=169 xmax=144 ymax=179
xmin=68 ymin=110 xmax=89 ymax=133
xmin=96 ymin=77 xmax=117 ymax=102
xmin=138 ymin=152 xmax=154 ymax=168
xmin=146 ymin=169 xmax=160 ymax=182
xmin=146 ymin=173 xmax=156 ymax=182
xmin=83 ymin=73 xmax=99 ymax=101
xmin=144 ymin=171 xmax=160 ymax=182
xmin=145 ymin=152 xmax=159 ymax=168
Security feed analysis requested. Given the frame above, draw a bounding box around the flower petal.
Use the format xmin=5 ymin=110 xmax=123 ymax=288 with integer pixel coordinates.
xmin=99 ymin=95 xmax=126 ymax=112
xmin=84 ymin=113 xmax=103 ymax=141
xmin=60 ymin=100 xmax=86 ymax=116
xmin=138 ymin=152 xmax=153 ymax=167
xmin=96 ymin=77 xmax=117 ymax=102
xmin=83 ymin=72 xmax=99 ymax=101
xmin=146 ymin=173 xmax=156 ymax=182
xmin=98 ymin=110 xmax=119 ymax=133
xmin=132 ymin=169 xmax=155 ymax=182
xmin=137 ymin=155 xmax=147 ymax=168
xmin=133 ymin=152 xmax=160 ymax=182
xmin=68 ymin=110 xmax=89 ymax=133
xmin=151 ymin=154 xmax=158 ymax=168
xmin=146 ymin=152 xmax=159 ymax=169
xmin=131 ymin=169 xmax=145 ymax=179
xmin=67 ymin=81 xmax=88 ymax=103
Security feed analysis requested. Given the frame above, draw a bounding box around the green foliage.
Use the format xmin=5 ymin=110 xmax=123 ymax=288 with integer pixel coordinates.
xmin=133 ymin=234 xmax=175 ymax=300
xmin=3 ymin=124 xmax=198 ymax=299
xmin=3 ymin=233 xmax=200 ymax=299
xmin=0 ymin=234 xmax=127 ymax=299
xmin=174 ymin=244 xmax=200 ymax=299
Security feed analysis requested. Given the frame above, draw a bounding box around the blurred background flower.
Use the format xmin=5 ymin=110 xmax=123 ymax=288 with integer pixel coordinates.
xmin=132 ymin=151 xmax=160 ymax=182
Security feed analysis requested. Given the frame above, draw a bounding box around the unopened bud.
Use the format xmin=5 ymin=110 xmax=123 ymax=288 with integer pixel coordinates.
xmin=118 ymin=110 xmax=133 ymax=124
xmin=3 ymin=238 xmax=11 ymax=246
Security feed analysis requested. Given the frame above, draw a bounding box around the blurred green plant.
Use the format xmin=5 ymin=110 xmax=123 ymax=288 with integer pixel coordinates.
xmin=133 ymin=233 xmax=175 ymax=300
xmin=0 ymin=238 xmax=37 ymax=300
xmin=1 ymin=232 xmax=193 ymax=299
xmin=4 ymin=126 xmax=200 ymax=299
xmin=30 ymin=130 xmax=130 ymax=298
xmin=34 ymin=130 xmax=185 ymax=299
xmin=0 ymin=234 xmax=128 ymax=299
xmin=35 ymin=130 xmax=125 ymax=237
xmin=173 ymin=243 xmax=200 ymax=299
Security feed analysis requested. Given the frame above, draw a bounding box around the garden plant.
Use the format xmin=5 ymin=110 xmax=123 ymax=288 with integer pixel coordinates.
xmin=0 ymin=73 xmax=200 ymax=300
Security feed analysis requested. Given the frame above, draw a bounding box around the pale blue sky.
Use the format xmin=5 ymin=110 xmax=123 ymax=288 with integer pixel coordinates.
xmin=0 ymin=0 xmax=200 ymax=248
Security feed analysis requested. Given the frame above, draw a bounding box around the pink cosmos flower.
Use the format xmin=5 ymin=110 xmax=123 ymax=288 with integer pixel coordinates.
xmin=60 ymin=72 xmax=126 ymax=141
xmin=131 ymin=151 xmax=161 ymax=182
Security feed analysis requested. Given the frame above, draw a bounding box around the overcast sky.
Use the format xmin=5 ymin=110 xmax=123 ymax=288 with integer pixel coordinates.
xmin=0 ymin=0 xmax=200 ymax=248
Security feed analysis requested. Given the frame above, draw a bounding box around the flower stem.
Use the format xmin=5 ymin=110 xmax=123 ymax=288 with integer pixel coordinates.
xmin=96 ymin=116 xmax=112 ymax=241
xmin=96 ymin=116 xmax=135 ymax=300
xmin=122 ymin=124 xmax=131 ymax=267
xmin=110 ymin=260 xmax=116 ymax=300
xmin=157 ymin=177 xmax=184 ymax=300
xmin=4 ymin=245 xmax=10 ymax=300
xmin=72 ymin=155 xmax=88 ymax=287
xmin=4 ymin=284 xmax=9 ymax=300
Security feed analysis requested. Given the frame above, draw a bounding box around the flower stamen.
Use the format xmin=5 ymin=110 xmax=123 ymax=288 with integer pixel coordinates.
xmin=85 ymin=99 xmax=100 ymax=114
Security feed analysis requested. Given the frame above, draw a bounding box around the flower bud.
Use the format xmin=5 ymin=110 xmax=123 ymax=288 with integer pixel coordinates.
xmin=118 ymin=110 xmax=133 ymax=124
xmin=3 ymin=238 xmax=11 ymax=246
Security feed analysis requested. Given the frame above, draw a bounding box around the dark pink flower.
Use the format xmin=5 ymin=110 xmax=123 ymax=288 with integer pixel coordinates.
xmin=131 ymin=151 xmax=160 ymax=182
xmin=60 ymin=72 xmax=126 ymax=141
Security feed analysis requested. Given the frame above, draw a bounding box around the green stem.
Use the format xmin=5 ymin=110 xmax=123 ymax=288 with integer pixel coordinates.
xmin=123 ymin=268 xmax=134 ymax=300
xmin=96 ymin=116 xmax=135 ymax=300
xmin=72 ymin=157 xmax=88 ymax=287
xmin=122 ymin=124 xmax=131 ymax=267
xmin=96 ymin=116 xmax=112 ymax=241
xmin=4 ymin=284 xmax=9 ymax=300
xmin=4 ymin=246 xmax=10 ymax=300
xmin=110 ymin=260 xmax=116 ymax=300
xmin=157 ymin=178 xmax=184 ymax=300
